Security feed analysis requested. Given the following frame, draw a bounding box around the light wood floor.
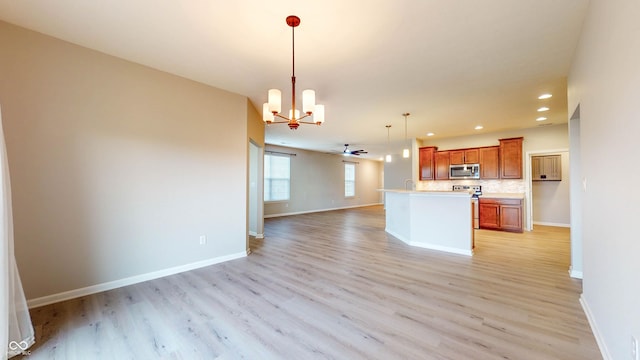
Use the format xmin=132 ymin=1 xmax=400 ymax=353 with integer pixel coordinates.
xmin=23 ymin=205 xmax=601 ymax=359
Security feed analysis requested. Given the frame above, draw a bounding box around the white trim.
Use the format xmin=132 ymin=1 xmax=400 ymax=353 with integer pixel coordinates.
xmin=533 ymin=221 xmax=571 ymax=228
xmin=569 ymin=268 xmax=583 ymax=279
xmin=409 ymin=242 xmax=473 ymax=256
xmin=580 ymin=295 xmax=612 ymax=360
xmin=27 ymin=251 xmax=247 ymax=309
xmin=248 ymin=231 xmax=265 ymax=239
xmin=385 ymin=227 xmax=473 ymax=257
xmin=385 ymin=227 xmax=410 ymax=245
xmin=264 ymin=203 xmax=382 ymax=218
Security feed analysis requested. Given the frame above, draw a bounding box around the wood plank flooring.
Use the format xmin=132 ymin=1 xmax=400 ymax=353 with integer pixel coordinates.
xmin=22 ymin=205 xmax=601 ymax=359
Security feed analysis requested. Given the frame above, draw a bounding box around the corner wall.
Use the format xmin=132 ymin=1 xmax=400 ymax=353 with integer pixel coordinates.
xmin=0 ymin=21 xmax=249 ymax=302
xmin=567 ymin=0 xmax=640 ymax=358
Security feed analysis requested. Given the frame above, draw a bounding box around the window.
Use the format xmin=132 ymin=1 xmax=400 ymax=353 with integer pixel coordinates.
xmin=344 ymin=163 xmax=355 ymax=197
xmin=264 ymin=154 xmax=290 ymax=201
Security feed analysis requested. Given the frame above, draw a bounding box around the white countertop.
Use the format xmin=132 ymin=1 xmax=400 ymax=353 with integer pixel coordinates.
xmin=379 ymin=189 xmax=473 ymax=197
xmin=480 ymin=192 xmax=525 ymax=199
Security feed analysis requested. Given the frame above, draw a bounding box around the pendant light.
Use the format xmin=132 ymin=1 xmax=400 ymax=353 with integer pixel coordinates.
xmin=385 ymin=125 xmax=392 ymax=163
xmin=402 ymin=113 xmax=410 ymax=158
xmin=262 ymin=15 xmax=325 ymax=129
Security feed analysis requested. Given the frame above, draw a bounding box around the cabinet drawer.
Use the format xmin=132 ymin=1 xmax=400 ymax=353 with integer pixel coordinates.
xmin=479 ymin=198 xmax=521 ymax=206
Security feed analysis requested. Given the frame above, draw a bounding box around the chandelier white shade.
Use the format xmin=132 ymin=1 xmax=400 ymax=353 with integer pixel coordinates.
xmin=262 ymin=15 xmax=325 ymax=130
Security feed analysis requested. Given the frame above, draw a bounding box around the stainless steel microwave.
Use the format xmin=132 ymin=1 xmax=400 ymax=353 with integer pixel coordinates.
xmin=450 ymin=164 xmax=480 ymax=179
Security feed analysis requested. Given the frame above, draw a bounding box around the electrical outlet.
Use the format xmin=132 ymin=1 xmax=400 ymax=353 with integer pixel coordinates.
xmin=632 ymin=336 xmax=638 ymax=360
xmin=199 ymin=235 xmax=207 ymax=245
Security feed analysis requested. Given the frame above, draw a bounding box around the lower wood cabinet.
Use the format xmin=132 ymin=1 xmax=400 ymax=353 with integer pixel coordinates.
xmin=479 ymin=197 xmax=523 ymax=233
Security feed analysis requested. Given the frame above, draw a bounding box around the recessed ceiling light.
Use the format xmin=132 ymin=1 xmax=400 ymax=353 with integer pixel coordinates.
xmin=538 ymin=93 xmax=553 ymax=99
xmin=536 ymin=117 xmax=547 ymax=121
xmin=474 ymin=125 xmax=483 ymax=130
xmin=537 ymin=107 xmax=550 ymax=112
xmin=426 ymin=132 xmax=435 ymax=137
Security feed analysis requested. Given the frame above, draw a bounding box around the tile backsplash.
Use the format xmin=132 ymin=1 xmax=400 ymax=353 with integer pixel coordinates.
xmin=416 ymin=179 xmax=525 ymax=193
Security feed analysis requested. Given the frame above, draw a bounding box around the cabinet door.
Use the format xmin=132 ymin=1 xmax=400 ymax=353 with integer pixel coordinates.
xmin=532 ymin=156 xmax=542 ymax=180
xmin=449 ymin=150 xmax=464 ymax=165
xmin=419 ymin=147 xmax=436 ymax=180
xmin=500 ymin=137 xmax=523 ymax=179
xmin=479 ymin=146 xmax=499 ymax=179
xmin=464 ymin=149 xmax=479 ymax=164
xmin=500 ymin=201 xmax=523 ymax=232
xmin=479 ymin=201 xmax=500 ymax=229
xmin=532 ymin=155 xmax=562 ymax=181
xmin=435 ymin=151 xmax=450 ymax=180
xmin=542 ymin=155 xmax=562 ymax=180
xmin=450 ymin=148 xmax=479 ymax=164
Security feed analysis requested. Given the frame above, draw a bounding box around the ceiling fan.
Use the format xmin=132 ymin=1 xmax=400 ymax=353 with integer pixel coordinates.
xmin=343 ymin=144 xmax=368 ymax=156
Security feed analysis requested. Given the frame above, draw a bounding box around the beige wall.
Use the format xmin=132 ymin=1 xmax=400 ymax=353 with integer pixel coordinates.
xmin=246 ymin=101 xmax=264 ymax=241
xmin=264 ymin=145 xmax=383 ymax=217
xmin=0 ymin=21 xmax=250 ymax=300
xmin=568 ymin=0 xmax=640 ymax=358
xmin=420 ymin=123 xmax=569 ymax=154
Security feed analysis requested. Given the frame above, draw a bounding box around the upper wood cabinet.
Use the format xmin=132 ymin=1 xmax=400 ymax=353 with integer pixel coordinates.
xmin=435 ymin=151 xmax=450 ymax=180
xmin=499 ymin=137 xmax=523 ymax=179
xmin=419 ymin=147 xmax=436 ymax=180
xmin=532 ymin=155 xmax=562 ymax=181
xmin=450 ymin=148 xmax=479 ymax=165
xmin=418 ymin=137 xmax=523 ymax=181
xmin=479 ymin=146 xmax=500 ymax=179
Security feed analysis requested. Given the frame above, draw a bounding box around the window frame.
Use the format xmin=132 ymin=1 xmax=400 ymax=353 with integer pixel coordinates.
xmin=264 ymin=153 xmax=291 ymax=202
xmin=344 ymin=162 xmax=356 ymax=198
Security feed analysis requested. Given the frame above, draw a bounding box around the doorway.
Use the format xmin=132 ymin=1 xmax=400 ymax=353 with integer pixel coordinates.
xmin=248 ymin=140 xmax=264 ymax=246
xmin=525 ymin=148 xmax=569 ymax=231
xmin=568 ymin=107 xmax=583 ymax=279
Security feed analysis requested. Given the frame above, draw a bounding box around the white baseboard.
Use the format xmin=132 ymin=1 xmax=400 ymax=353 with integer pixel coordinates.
xmin=27 ymin=251 xmax=247 ymax=309
xmin=248 ymin=231 xmax=264 ymax=238
xmin=569 ymin=268 xmax=583 ymax=279
xmin=533 ymin=221 xmax=571 ymax=228
xmin=385 ymin=228 xmax=473 ymax=257
xmin=580 ymin=295 xmax=611 ymax=360
xmin=409 ymin=241 xmax=473 ymax=256
xmin=264 ymin=203 xmax=383 ymax=218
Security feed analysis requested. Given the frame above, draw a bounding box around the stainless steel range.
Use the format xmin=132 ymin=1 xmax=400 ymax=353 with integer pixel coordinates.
xmin=452 ymin=185 xmax=482 ymax=229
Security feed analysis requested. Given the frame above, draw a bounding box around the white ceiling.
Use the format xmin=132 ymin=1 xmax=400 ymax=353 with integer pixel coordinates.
xmin=0 ymin=0 xmax=589 ymax=159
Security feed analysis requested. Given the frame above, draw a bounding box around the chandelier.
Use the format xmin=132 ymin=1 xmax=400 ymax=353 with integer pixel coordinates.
xmin=262 ymin=15 xmax=325 ymax=130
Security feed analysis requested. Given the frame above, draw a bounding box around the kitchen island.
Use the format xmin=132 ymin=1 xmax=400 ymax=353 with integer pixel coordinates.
xmin=381 ymin=190 xmax=474 ymax=256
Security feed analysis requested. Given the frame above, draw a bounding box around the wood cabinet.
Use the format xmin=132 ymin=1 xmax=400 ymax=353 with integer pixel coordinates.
xmin=532 ymin=155 xmax=562 ymax=181
xmin=435 ymin=151 xmax=450 ymax=180
xmin=499 ymin=137 xmax=523 ymax=179
xmin=419 ymin=147 xmax=436 ymax=180
xmin=450 ymin=148 xmax=479 ymax=165
xmin=479 ymin=198 xmax=523 ymax=233
xmin=479 ymin=146 xmax=500 ymax=179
